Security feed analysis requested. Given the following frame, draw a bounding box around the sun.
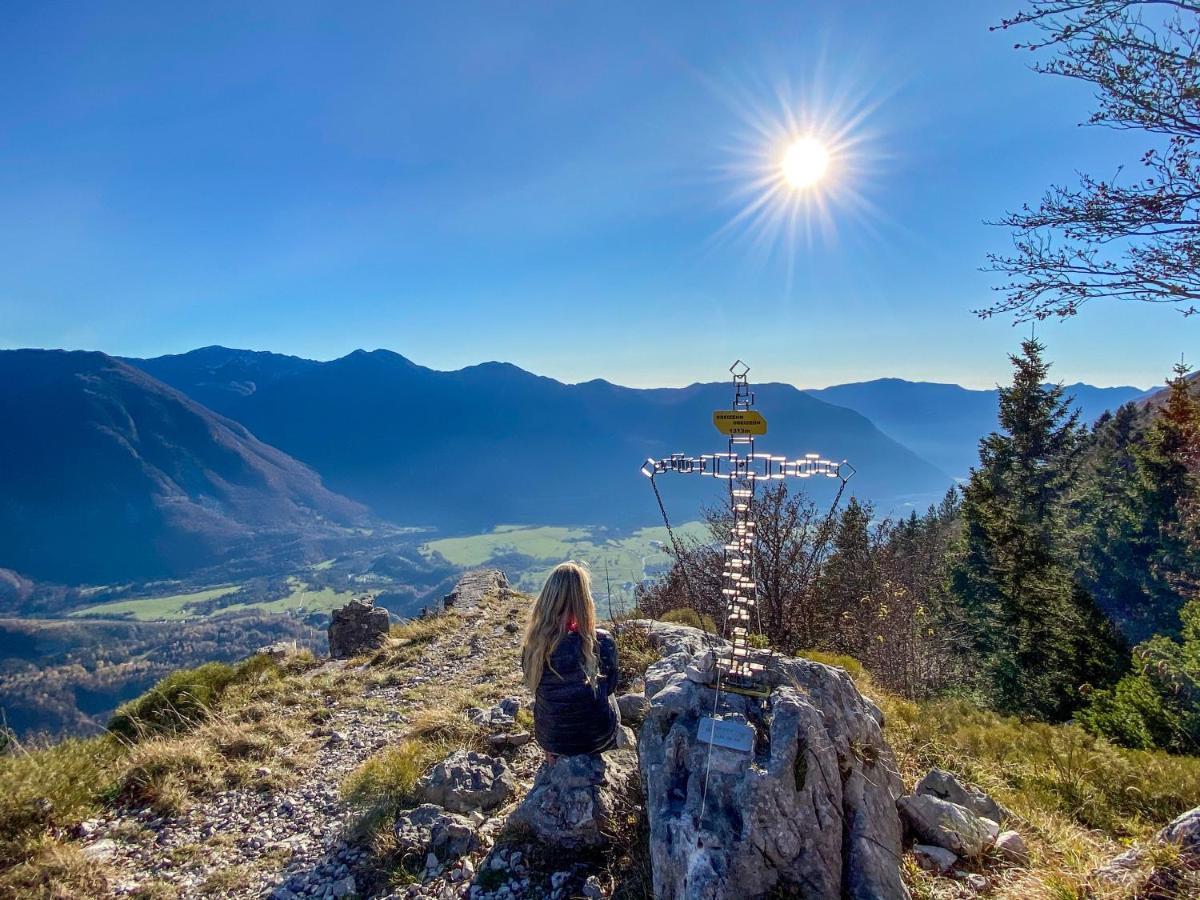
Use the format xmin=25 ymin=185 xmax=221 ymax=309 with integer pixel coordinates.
xmin=782 ymin=137 xmax=829 ymax=189
xmin=710 ymin=66 xmax=889 ymax=265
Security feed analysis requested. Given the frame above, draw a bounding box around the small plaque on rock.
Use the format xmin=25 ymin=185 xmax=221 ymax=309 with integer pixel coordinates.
xmin=698 ymin=716 xmax=753 ymax=753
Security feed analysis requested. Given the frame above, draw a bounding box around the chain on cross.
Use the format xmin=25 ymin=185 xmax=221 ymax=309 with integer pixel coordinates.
xmin=641 ymin=360 xmax=854 ymax=696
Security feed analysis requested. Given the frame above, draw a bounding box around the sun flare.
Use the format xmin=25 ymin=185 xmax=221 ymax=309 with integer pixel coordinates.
xmin=712 ymin=67 xmax=889 ymax=267
xmin=782 ymin=137 xmax=829 ymax=189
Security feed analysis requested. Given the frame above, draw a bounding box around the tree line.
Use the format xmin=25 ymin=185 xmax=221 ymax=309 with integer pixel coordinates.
xmin=638 ymin=341 xmax=1200 ymax=754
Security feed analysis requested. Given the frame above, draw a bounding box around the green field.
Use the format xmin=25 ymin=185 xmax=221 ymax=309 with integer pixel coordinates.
xmin=69 ymin=578 xmax=361 ymax=622
xmin=422 ymin=522 xmax=709 ymax=608
xmin=217 ymin=578 xmax=359 ymax=616
xmin=70 ymin=585 xmax=242 ymax=621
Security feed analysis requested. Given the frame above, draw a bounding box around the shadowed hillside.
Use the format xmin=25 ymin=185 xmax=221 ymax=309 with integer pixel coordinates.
xmin=0 ymin=350 xmax=368 ymax=584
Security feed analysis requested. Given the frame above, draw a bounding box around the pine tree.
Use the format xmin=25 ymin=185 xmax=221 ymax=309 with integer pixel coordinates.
xmin=952 ymin=339 xmax=1121 ymax=719
xmin=819 ymin=498 xmax=876 ymax=658
xmin=1133 ymin=363 xmax=1200 ymax=629
xmin=1077 ymin=404 xmax=1149 ymax=638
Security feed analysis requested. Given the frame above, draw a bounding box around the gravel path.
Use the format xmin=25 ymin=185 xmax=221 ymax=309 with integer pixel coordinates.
xmin=81 ymin=573 xmax=549 ymax=900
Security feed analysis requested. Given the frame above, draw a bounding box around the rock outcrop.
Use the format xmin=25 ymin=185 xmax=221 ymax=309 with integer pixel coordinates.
xmin=506 ymin=750 xmax=638 ymax=849
xmin=631 ymin=619 xmax=908 ymax=900
xmin=327 ymin=596 xmax=390 ymax=658
xmin=394 ymin=804 xmax=479 ymax=864
xmin=417 ymin=749 xmax=515 ymax=813
xmin=442 ymin=569 xmax=510 ymax=612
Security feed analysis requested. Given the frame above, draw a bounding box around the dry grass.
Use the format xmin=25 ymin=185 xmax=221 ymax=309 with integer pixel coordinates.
xmin=613 ymin=623 xmax=658 ymax=692
xmin=875 ymin=689 xmax=1200 ymax=898
xmin=0 ymin=837 xmax=112 ymax=899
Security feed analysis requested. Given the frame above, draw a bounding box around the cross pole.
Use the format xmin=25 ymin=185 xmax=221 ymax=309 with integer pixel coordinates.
xmin=641 ymin=360 xmax=854 ymax=696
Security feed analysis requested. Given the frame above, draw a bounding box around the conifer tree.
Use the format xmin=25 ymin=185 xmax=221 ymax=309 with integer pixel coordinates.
xmin=1133 ymin=363 xmax=1200 ymax=624
xmin=819 ymin=498 xmax=876 ymax=657
xmin=952 ymin=339 xmax=1121 ymax=719
xmin=1077 ymin=403 xmax=1148 ymax=637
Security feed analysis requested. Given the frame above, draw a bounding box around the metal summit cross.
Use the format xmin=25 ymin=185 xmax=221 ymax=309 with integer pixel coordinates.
xmin=641 ymin=361 xmax=854 ymax=699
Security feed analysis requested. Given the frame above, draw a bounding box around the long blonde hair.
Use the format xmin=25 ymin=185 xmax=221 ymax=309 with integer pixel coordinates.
xmin=521 ymin=561 xmax=598 ymax=692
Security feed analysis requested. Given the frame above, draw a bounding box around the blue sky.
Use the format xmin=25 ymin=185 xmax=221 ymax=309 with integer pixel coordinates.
xmin=0 ymin=1 xmax=1190 ymax=390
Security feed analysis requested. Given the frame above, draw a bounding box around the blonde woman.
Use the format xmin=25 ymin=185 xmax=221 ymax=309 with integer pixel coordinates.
xmin=521 ymin=562 xmax=619 ymax=760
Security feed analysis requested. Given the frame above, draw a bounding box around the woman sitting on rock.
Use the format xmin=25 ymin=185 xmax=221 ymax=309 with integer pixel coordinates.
xmin=521 ymin=561 xmax=619 ymax=761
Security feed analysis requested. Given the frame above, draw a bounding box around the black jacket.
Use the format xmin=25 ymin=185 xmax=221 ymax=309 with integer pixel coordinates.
xmin=533 ymin=628 xmax=619 ymax=756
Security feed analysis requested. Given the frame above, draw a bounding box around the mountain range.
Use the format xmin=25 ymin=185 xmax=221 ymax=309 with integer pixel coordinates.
xmin=130 ymin=347 xmax=949 ymax=531
xmin=0 ymin=350 xmax=366 ymax=583
xmin=806 ymin=378 xmax=1144 ymax=478
xmin=0 ymin=345 xmax=1149 ymax=586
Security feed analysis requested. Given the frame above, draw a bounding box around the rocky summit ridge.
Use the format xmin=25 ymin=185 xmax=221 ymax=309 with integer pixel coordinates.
xmin=56 ymin=571 xmax=1200 ymax=899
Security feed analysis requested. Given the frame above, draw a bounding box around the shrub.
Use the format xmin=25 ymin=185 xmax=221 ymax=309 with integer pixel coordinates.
xmin=1078 ymin=599 xmax=1200 ymax=755
xmin=659 ymin=608 xmax=718 ymax=634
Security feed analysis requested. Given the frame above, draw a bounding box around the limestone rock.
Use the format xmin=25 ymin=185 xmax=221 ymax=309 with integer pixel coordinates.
xmin=616 ymin=692 xmax=649 ymax=725
xmin=257 ymin=640 xmax=298 ymax=661
xmin=1095 ymin=804 xmax=1200 ymax=882
xmin=898 ymin=795 xmax=991 ymax=859
xmin=469 ymin=697 xmax=520 ymax=729
xmin=915 ymin=768 xmax=1009 ymax=823
xmin=395 ymin=804 xmax=479 ymax=863
xmin=980 ymin=816 xmax=1000 ymax=844
xmin=912 ymin=844 xmax=957 ymax=874
xmin=327 ymin=596 xmax=390 ymax=659
xmin=506 ymin=750 xmax=638 ymax=850
xmin=442 ymin=569 xmax=509 ymax=612
xmin=486 ymin=731 xmax=533 ymax=752
xmin=995 ymin=830 xmax=1029 ymax=865
xmin=635 ymin=620 xmax=908 ymax=900
xmin=615 ymin=723 xmax=637 ymax=750
xmin=1160 ymin=805 xmax=1200 ymax=863
xmin=417 ymin=750 xmax=514 ymax=813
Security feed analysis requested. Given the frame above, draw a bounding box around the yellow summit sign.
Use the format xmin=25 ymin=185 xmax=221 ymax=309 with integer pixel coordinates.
xmin=712 ymin=409 xmax=767 ymax=436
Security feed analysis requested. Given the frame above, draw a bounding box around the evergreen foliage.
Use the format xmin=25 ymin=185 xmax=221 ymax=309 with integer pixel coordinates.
xmin=1080 ymin=598 xmax=1200 ymax=754
xmin=950 ymin=339 xmax=1123 ymax=719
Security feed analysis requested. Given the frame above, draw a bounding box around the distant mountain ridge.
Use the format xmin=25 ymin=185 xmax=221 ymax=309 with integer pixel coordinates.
xmin=0 ymin=350 xmax=367 ymax=583
xmin=805 ymin=378 xmax=1144 ymax=479
xmin=130 ymin=347 xmax=954 ymax=533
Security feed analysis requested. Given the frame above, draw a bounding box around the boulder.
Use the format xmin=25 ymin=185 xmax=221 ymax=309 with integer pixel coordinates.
xmin=256 ymin=640 xmax=298 ymax=661
xmin=327 ymin=597 xmax=390 ymax=659
xmin=898 ymin=795 xmax=992 ymax=859
xmin=394 ymin=804 xmax=479 ymax=863
xmin=912 ymin=844 xmax=957 ymax=874
xmin=486 ymin=732 xmax=533 ymax=753
xmin=1094 ymin=804 xmax=1200 ymax=883
xmin=915 ymin=768 xmax=1009 ymax=823
xmin=1159 ymin=805 xmax=1200 ymax=863
xmin=616 ymin=692 xmax=649 ymax=725
xmin=469 ymin=697 xmax=520 ymax=729
xmin=417 ymin=750 xmax=514 ymax=813
xmin=635 ymin=620 xmax=908 ymax=900
xmin=995 ymin=830 xmax=1029 ymax=865
xmin=506 ymin=750 xmax=638 ymax=850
